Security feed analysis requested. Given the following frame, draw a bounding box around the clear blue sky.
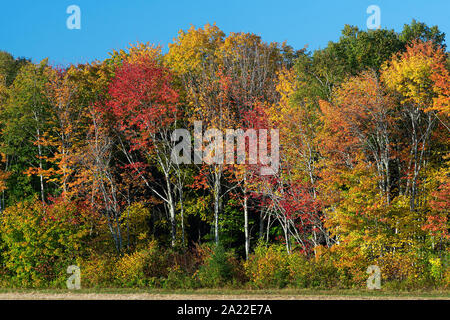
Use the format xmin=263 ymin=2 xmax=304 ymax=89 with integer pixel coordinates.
xmin=1 ymin=0 xmax=449 ymax=66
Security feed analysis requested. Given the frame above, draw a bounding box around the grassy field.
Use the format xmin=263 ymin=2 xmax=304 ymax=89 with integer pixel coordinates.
xmin=0 ymin=288 xmax=448 ymax=300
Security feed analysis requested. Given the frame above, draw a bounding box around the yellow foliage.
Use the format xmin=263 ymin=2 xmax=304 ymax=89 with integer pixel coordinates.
xmin=166 ymin=23 xmax=224 ymax=75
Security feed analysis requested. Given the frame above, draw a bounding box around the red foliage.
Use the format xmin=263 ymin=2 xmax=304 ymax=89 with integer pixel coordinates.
xmin=107 ymin=55 xmax=179 ymax=151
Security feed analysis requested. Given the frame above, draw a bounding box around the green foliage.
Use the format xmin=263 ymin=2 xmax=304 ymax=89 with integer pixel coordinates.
xmin=327 ymin=25 xmax=404 ymax=76
xmin=0 ymin=198 xmax=91 ymax=287
xmin=219 ymin=200 xmax=249 ymax=254
xmin=0 ymin=59 xmax=54 ymax=205
xmin=0 ymin=51 xmax=29 ymax=86
xmin=196 ymin=244 xmax=238 ymax=288
xmin=162 ymin=264 xmax=198 ymax=290
xmin=400 ymin=19 xmax=446 ymax=48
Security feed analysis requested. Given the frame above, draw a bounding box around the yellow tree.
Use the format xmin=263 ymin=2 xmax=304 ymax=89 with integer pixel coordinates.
xmin=381 ymin=40 xmax=448 ymax=210
xmin=166 ymin=24 xmax=229 ymax=245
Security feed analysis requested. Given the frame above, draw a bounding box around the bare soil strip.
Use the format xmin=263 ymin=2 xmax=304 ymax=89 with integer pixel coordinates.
xmin=0 ymin=293 xmax=448 ymax=300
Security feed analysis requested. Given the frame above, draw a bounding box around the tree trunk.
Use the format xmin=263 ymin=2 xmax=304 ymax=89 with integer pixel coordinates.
xmin=259 ymin=208 xmax=265 ymax=240
xmin=244 ymin=191 xmax=249 ymax=260
xmin=36 ymin=125 xmax=45 ymax=205
xmin=214 ymin=173 xmax=220 ymax=245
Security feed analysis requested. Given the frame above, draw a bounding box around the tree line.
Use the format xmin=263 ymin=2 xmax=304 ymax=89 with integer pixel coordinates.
xmin=0 ymin=20 xmax=448 ymax=289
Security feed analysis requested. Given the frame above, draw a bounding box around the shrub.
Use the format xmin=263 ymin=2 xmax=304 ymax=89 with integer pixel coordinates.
xmin=286 ymin=251 xmax=311 ymax=288
xmin=328 ymin=245 xmax=369 ymax=288
xmin=375 ymin=251 xmax=426 ymax=285
xmin=114 ymin=240 xmax=168 ymax=287
xmin=244 ymin=243 xmax=290 ymax=288
xmin=287 ymin=251 xmax=338 ymax=288
xmin=162 ymin=264 xmax=198 ymax=289
xmin=0 ymin=198 xmax=91 ymax=287
xmin=196 ymin=244 xmax=237 ymax=288
xmin=310 ymin=256 xmax=340 ymax=288
xmin=443 ymin=268 xmax=450 ymax=289
xmin=429 ymin=257 xmax=444 ymax=282
xmin=80 ymin=252 xmax=117 ymax=288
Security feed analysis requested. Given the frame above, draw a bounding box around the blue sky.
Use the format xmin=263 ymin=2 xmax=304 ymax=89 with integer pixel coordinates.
xmin=1 ymin=0 xmax=449 ymax=66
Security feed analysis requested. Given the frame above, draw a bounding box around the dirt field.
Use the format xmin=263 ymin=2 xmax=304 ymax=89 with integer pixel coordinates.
xmin=0 ymin=292 xmax=448 ymax=300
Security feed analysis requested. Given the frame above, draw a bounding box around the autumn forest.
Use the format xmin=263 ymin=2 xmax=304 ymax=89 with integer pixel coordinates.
xmin=0 ymin=20 xmax=448 ymax=290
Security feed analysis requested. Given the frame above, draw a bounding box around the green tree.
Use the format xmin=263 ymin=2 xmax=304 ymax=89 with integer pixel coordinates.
xmin=0 ymin=60 xmax=53 ymax=205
